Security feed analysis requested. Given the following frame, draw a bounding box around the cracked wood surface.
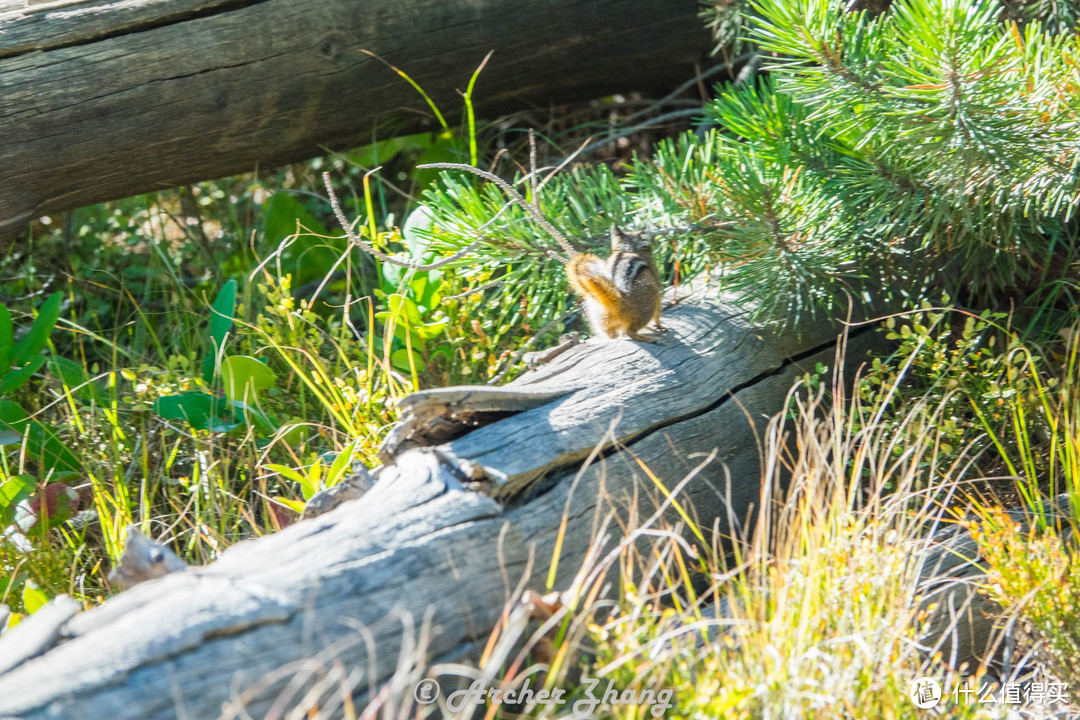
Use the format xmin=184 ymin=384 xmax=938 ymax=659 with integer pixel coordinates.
xmin=0 ymin=0 xmax=712 ymax=237
xmin=0 ymin=296 xmax=877 ymax=719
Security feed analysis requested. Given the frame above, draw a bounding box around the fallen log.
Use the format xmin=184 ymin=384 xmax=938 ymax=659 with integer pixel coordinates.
xmin=0 ymin=0 xmax=714 ymax=237
xmin=0 ymin=292 xmax=881 ymax=719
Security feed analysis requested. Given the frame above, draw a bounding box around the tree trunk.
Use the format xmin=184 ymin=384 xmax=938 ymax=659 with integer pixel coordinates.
xmin=0 ymin=0 xmax=714 ymax=238
xmin=0 ymin=290 xmax=884 ymax=719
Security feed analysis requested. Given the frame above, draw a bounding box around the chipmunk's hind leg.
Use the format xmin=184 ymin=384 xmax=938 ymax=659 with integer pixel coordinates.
xmin=627 ymin=329 xmax=659 ymax=343
xmin=651 ymin=304 xmax=665 ymax=331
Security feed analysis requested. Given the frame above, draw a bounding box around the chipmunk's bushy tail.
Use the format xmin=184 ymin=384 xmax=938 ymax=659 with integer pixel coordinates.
xmin=567 ymin=254 xmax=621 ymax=313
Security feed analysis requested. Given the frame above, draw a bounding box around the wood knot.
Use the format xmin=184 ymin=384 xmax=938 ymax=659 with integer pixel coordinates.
xmin=318 ymin=34 xmax=344 ymax=62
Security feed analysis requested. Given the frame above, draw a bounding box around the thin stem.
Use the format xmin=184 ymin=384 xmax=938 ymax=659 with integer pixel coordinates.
xmin=322 ymin=172 xmax=480 ymax=270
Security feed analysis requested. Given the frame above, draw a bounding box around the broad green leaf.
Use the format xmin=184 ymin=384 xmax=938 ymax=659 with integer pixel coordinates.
xmin=264 ymin=463 xmax=307 ymax=485
xmin=412 ymin=130 xmax=467 ymax=193
xmin=206 ymin=416 xmax=241 ymax=433
xmin=0 ymin=355 xmax=45 ymax=395
xmin=221 ymin=355 xmax=276 ymax=403
xmin=47 ymin=357 xmax=105 ymax=403
xmin=273 ymin=496 xmax=306 ymax=515
xmin=262 ymin=193 xmax=340 ymax=288
xmin=326 ymin=441 xmax=358 ymax=485
xmin=229 ymin=400 xmax=276 ymax=435
xmin=402 ymin=204 xmax=436 ymax=258
xmin=348 ymin=133 xmax=432 ymax=168
xmin=374 ymin=315 xmax=427 ymax=352
xmin=263 ymin=192 xmax=328 ymax=246
xmin=0 ymin=400 xmax=80 ymax=473
xmin=11 ymin=292 xmax=61 ymax=367
xmin=417 ymin=271 xmax=442 ymax=310
xmin=387 ymin=294 xmax=422 ymax=325
xmin=201 ymin=280 xmax=237 ymax=383
xmin=22 ymin=581 xmax=49 ymax=615
xmin=299 ymin=471 xmax=319 ymax=501
xmin=154 ymin=392 xmax=217 ymax=430
xmin=380 ymin=256 xmax=406 ymax=293
xmin=413 ymin=320 xmax=449 ymax=340
xmin=0 ymin=473 xmax=34 ymax=526
xmin=0 ymin=305 xmax=12 ymax=370
xmin=391 ymin=348 xmax=426 ymax=373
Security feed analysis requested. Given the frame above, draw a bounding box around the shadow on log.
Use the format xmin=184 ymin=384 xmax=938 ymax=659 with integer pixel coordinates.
xmin=0 ymin=291 xmax=884 ymax=719
xmin=0 ymin=0 xmax=713 ymax=237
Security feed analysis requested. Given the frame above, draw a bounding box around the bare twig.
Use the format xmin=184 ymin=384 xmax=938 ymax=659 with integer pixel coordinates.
xmin=537 ymin=136 xmax=592 ymax=193
xmin=322 ymin=172 xmax=480 ymax=271
xmin=621 ymin=55 xmax=756 ymax=126
xmin=443 ymin=280 xmax=502 ymax=300
xmin=562 ymin=108 xmax=706 ymax=161
xmin=488 ymin=309 xmax=580 ymax=384
xmin=528 ymin=129 xmax=539 ymax=206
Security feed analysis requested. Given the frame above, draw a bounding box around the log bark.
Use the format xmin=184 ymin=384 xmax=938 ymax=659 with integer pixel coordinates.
xmin=0 ymin=0 xmax=714 ymax=237
xmin=0 ymin=291 xmax=883 ymax=719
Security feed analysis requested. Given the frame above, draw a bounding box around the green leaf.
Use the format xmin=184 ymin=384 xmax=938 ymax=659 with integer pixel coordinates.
xmin=0 ymin=304 xmax=12 ymax=370
xmin=201 ymin=280 xmax=237 ymax=384
xmin=264 ymin=463 xmax=307 ymax=485
xmin=262 ymin=193 xmax=340 ymax=288
xmin=387 ymin=294 xmax=423 ymax=325
xmin=11 ymin=292 xmax=62 ymax=367
xmin=416 ymin=271 xmax=442 ymax=310
xmin=47 ymin=357 xmax=105 ymax=403
xmin=0 ymin=399 xmax=81 ymax=473
xmin=22 ymin=581 xmax=49 ymax=615
xmin=348 ymin=133 xmax=432 ymax=168
xmin=402 ymin=204 xmax=436 ymax=258
xmin=298 ymin=471 xmax=319 ymax=501
xmin=273 ymin=496 xmax=307 ymax=515
xmin=413 ymin=319 xmax=449 ymax=340
xmin=413 ymin=130 xmax=467 ymax=193
xmin=0 ymin=355 xmax=45 ymax=395
xmin=380 ymin=257 xmax=406 ymax=293
xmin=154 ymin=392 xmax=217 ymax=430
xmin=264 ymin=192 xmax=328 ymax=246
xmin=221 ymin=355 xmax=276 ymax=403
xmin=229 ymin=400 xmax=276 ymax=435
xmin=0 ymin=473 xmax=34 ymax=526
xmin=326 ymin=441 xmax=358 ymax=485
xmin=391 ymin=348 xmax=426 ymax=373
xmin=206 ymin=416 xmax=241 ymax=433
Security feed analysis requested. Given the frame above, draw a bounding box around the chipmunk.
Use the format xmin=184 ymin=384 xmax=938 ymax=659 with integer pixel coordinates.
xmin=567 ymin=226 xmax=663 ymax=341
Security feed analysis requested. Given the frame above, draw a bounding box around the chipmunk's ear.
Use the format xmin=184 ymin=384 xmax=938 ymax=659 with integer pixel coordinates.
xmin=609 ymin=225 xmax=624 ymax=246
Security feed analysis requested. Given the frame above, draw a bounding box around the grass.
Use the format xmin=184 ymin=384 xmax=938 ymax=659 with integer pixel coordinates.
xmin=0 ymin=86 xmax=695 ymax=616
xmin=3 ymin=9 xmax=1080 ymax=714
xmin=0 ymin=157 xmax=540 ymax=611
xmin=248 ymin=345 xmax=1063 ymax=719
xmin=199 ymin=317 xmax=1080 ymax=719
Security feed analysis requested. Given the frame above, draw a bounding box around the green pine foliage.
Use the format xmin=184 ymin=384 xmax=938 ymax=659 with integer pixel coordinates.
xmin=422 ymin=0 xmax=1080 ymax=325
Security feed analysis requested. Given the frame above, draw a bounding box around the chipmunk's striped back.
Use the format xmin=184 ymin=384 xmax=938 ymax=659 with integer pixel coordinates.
xmin=610 ymin=252 xmax=650 ymax=295
xmin=565 ymin=226 xmax=663 ymax=341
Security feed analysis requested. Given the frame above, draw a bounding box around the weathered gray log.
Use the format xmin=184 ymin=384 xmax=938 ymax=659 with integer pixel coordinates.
xmin=0 ymin=595 xmax=80 ymax=676
xmin=0 ymin=293 xmax=880 ymax=719
xmin=0 ymin=0 xmax=713 ymax=237
xmin=915 ymin=494 xmax=1077 ymax=674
